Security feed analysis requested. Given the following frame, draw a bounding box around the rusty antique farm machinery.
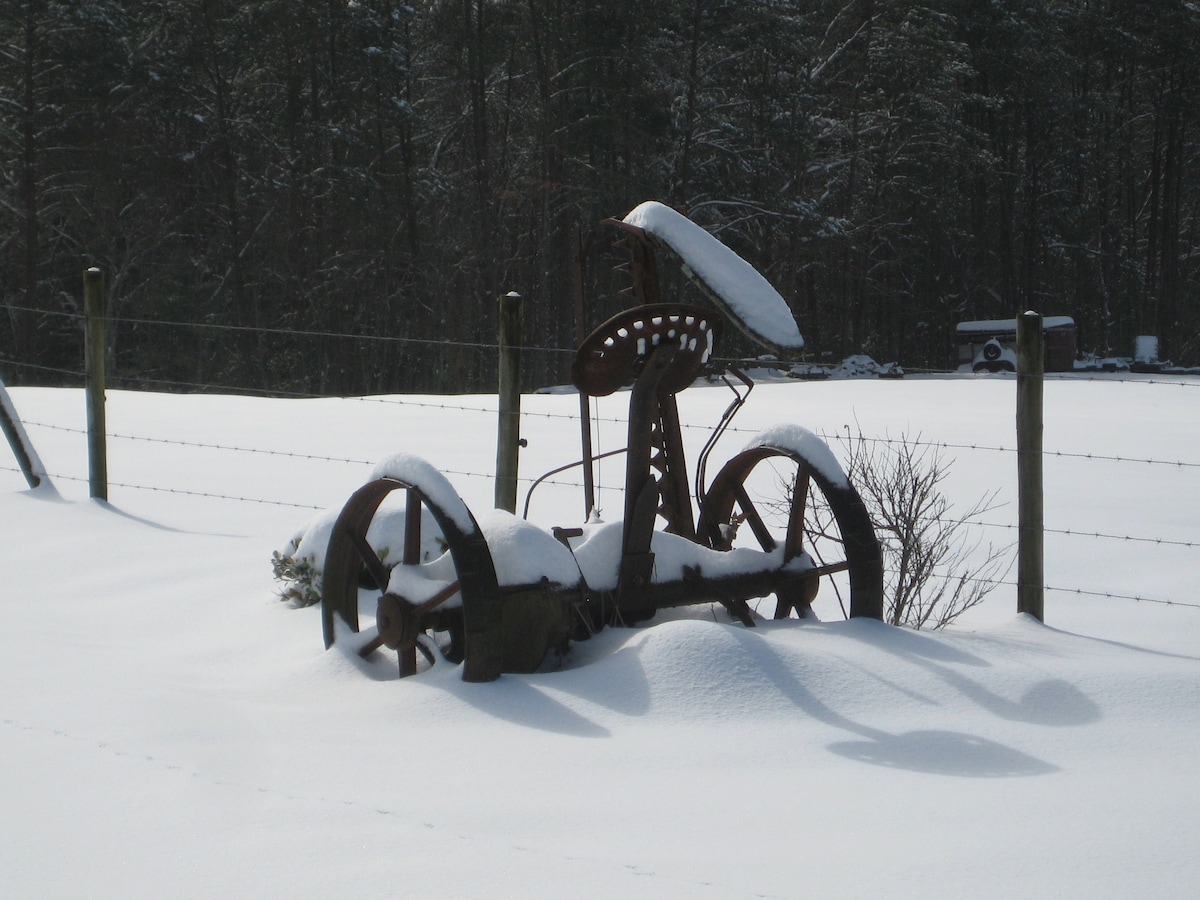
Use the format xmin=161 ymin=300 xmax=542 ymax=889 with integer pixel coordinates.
xmin=319 ymin=202 xmax=884 ymax=681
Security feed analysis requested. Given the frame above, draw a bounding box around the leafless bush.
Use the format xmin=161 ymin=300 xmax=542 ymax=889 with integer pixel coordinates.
xmin=839 ymin=426 xmax=1013 ymax=629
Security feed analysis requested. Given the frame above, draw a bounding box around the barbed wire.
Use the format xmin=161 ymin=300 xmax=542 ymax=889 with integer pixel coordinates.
xmin=0 ymin=359 xmax=1165 ymax=464
xmin=20 ymin=407 xmax=1200 ymax=473
xmin=882 ymin=570 xmax=1199 ymax=611
xmin=21 ymin=421 xmax=378 ymax=466
xmin=1 ymin=304 xmax=574 ymax=357
xmin=16 ymin=418 xmax=1199 ymax=554
xmin=1043 ymin=583 xmax=1200 ymax=610
xmin=1042 ymin=371 xmax=1200 ymax=387
xmin=7 ymin=303 xmax=1197 ymax=384
xmin=0 ymin=360 xmax=88 ymax=380
xmin=106 ymin=371 xmax=310 ymax=397
xmin=7 ymin=459 xmax=1194 ymax=610
xmin=0 ymin=465 xmax=325 ymax=510
xmin=7 ymin=371 xmax=1200 ymax=469
xmin=889 ymin=362 xmax=1200 ymax=387
xmin=962 ymin=518 xmax=1200 ymax=549
xmin=1046 ymin=448 xmax=1198 ymax=468
xmin=5 ymin=424 xmax=607 ymax=497
xmin=836 ymin=431 xmax=1200 ymax=469
xmin=17 ymin=396 xmax=1200 ymax=471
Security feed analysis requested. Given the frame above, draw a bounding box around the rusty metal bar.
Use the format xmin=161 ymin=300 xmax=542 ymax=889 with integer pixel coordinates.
xmin=573 ymin=229 xmax=597 ymax=519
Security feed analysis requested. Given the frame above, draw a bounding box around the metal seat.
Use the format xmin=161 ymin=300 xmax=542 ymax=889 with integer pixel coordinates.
xmin=571 ymin=303 xmax=720 ymax=398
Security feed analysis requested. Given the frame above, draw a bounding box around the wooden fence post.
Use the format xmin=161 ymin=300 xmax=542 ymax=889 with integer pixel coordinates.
xmin=1016 ymin=309 xmax=1044 ymax=621
xmin=1 ymin=375 xmax=46 ymax=488
xmin=84 ymin=267 xmax=108 ymax=501
xmin=495 ymin=291 xmax=522 ymax=513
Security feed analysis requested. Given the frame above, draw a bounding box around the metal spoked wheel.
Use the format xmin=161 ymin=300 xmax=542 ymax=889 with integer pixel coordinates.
xmin=322 ymin=475 xmax=501 ymax=679
xmin=697 ymin=435 xmax=883 ymax=622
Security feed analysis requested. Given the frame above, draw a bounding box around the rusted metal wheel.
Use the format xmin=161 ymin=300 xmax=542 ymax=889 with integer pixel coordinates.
xmin=697 ymin=434 xmax=884 ymax=621
xmin=321 ymin=474 xmax=503 ymax=681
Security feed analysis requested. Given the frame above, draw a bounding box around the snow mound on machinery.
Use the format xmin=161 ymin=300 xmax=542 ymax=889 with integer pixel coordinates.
xmin=622 ymin=201 xmax=805 ymax=355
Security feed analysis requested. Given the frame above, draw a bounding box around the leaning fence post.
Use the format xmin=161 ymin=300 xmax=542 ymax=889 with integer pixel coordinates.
xmin=84 ymin=267 xmax=108 ymax=501
xmin=1 ymin=375 xmax=47 ymax=489
xmin=495 ymin=291 xmax=522 ymax=513
xmin=1016 ymin=309 xmax=1044 ymax=621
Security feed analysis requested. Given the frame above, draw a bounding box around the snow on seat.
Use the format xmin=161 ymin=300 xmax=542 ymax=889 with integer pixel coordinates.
xmin=621 ymin=201 xmax=805 ymax=355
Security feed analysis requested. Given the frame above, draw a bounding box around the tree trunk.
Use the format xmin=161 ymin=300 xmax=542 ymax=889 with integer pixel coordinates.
xmin=17 ymin=0 xmax=42 ymax=381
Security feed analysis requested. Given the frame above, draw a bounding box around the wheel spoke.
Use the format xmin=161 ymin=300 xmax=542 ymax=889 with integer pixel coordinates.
xmin=809 ymin=544 xmax=850 ymax=619
xmin=415 ymin=636 xmax=437 ymax=666
xmin=358 ymin=632 xmax=387 ymax=659
xmin=347 ymin=527 xmax=390 ymax=592
xmin=783 ymin=467 xmax=810 ymax=563
xmin=412 ymin=580 xmax=462 ymax=615
xmin=721 ymin=598 xmax=756 ymax=627
xmin=733 ymin=484 xmax=776 ymax=552
xmin=404 ymin=489 xmax=422 ymax=566
xmin=445 ymin=621 xmax=465 ymax=664
xmin=399 ymin=645 xmax=418 ymax=677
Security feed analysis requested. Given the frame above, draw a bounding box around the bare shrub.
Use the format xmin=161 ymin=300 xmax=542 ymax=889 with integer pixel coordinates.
xmin=839 ymin=426 xmax=1013 ymax=629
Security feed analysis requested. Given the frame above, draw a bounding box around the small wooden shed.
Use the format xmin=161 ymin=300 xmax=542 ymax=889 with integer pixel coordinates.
xmin=956 ymin=316 xmax=1076 ymax=372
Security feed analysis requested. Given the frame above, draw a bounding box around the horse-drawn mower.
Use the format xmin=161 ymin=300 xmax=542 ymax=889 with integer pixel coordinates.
xmin=315 ymin=202 xmax=884 ymax=681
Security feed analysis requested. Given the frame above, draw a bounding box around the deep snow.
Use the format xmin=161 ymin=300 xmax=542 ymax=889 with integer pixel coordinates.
xmin=2 ymin=374 xmax=1198 ymax=898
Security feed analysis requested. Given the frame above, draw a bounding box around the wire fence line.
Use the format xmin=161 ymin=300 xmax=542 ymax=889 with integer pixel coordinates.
xmin=12 ymin=398 xmax=1198 ymax=568
xmin=16 ymin=417 xmax=1200 ymax=551
xmin=2 ymin=303 xmax=575 ymax=357
xmin=5 ymin=312 xmax=1196 ymax=613
xmin=957 ymin=519 xmax=1200 ymax=550
xmin=5 ymin=303 xmax=1200 ymax=388
xmin=6 ymin=457 xmax=1196 ymax=615
xmin=8 ymin=369 xmax=1198 ymax=472
xmin=0 ymin=463 xmax=323 ymax=510
xmin=18 ymin=413 xmax=1200 ymax=541
xmin=0 ymin=459 xmax=621 ymax=509
xmin=1042 ymin=585 xmax=1200 ymax=610
xmin=16 ymin=407 xmax=1200 ymax=472
xmin=825 ymin=431 xmax=1200 ymax=470
xmin=6 ymin=455 xmax=1195 ymax=613
xmin=22 ymin=420 xmax=380 ymax=467
xmin=903 ymin=568 xmax=1200 ymax=611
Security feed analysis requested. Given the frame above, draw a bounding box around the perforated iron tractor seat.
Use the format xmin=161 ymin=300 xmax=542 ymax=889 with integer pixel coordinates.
xmin=571 ymin=304 xmax=721 ymax=397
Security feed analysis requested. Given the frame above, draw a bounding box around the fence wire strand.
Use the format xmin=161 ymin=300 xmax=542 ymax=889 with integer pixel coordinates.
xmin=5 ymin=311 xmax=1198 ymax=613
xmin=5 ymin=304 xmax=1199 ymax=385
xmin=19 ymin=417 xmax=1200 ymax=552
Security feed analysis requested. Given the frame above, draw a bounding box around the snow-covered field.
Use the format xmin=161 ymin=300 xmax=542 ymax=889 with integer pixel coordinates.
xmin=2 ymin=374 xmax=1198 ymax=898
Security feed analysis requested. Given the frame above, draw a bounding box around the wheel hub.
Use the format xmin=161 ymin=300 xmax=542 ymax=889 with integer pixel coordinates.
xmin=375 ymin=593 xmax=419 ymax=650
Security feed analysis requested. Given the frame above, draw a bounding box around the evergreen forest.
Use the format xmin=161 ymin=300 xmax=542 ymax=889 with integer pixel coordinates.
xmin=3 ymin=0 xmax=1198 ymax=395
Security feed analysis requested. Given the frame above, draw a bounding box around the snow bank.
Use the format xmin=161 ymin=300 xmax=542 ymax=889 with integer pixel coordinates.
xmin=3 ymin=381 xmax=1200 ymax=898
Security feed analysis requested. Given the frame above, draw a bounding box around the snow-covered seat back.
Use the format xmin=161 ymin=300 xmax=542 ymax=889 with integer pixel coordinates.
xmin=620 ymin=201 xmax=804 ymax=356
